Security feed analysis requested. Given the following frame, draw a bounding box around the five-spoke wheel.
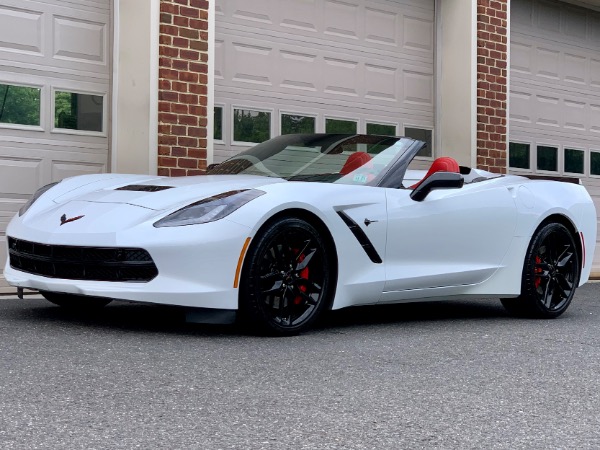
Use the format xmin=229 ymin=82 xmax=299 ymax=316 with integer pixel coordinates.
xmin=501 ymin=222 xmax=580 ymax=318
xmin=240 ymin=217 xmax=335 ymax=335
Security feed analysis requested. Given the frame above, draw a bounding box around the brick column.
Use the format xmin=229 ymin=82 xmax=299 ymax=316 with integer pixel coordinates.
xmin=158 ymin=0 xmax=209 ymax=176
xmin=476 ymin=0 xmax=508 ymax=174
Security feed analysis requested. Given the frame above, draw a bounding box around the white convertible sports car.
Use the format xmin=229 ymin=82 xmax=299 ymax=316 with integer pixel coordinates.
xmin=4 ymin=134 xmax=597 ymax=335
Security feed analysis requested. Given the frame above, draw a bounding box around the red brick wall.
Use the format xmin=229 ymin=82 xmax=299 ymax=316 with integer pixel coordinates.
xmin=476 ymin=0 xmax=508 ymax=174
xmin=158 ymin=0 xmax=209 ymax=176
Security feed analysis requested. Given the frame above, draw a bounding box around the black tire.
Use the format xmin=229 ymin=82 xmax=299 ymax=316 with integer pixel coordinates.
xmin=41 ymin=291 xmax=112 ymax=310
xmin=501 ymin=222 xmax=580 ymax=318
xmin=239 ymin=217 xmax=336 ymax=336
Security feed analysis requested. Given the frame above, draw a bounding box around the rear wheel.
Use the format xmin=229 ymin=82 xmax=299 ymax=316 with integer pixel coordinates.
xmin=239 ymin=217 xmax=335 ymax=336
xmin=501 ymin=222 xmax=580 ymax=318
xmin=41 ymin=291 xmax=112 ymax=310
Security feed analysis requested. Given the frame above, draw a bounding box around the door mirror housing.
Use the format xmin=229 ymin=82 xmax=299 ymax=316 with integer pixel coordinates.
xmin=409 ymin=172 xmax=464 ymax=202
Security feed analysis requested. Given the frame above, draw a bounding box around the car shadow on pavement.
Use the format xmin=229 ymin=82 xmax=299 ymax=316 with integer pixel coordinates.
xmin=10 ymin=296 xmax=513 ymax=337
xmin=320 ymin=299 xmax=511 ymax=332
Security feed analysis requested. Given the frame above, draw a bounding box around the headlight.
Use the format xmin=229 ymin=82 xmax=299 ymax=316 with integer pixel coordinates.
xmin=19 ymin=181 xmax=60 ymax=216
xmin=153 ymin=189 xmax=265 ymax=227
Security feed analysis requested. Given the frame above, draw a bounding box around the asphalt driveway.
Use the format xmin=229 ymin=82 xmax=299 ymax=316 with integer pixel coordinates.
xmin=1 ymin=284 xmax=600 ymax=449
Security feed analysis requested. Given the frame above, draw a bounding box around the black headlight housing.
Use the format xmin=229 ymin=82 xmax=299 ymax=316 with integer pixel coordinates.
xmin=153 ymin=189 xmax=265 ymax=227
xmin=19 ymin=182 xmax=60 ymax=216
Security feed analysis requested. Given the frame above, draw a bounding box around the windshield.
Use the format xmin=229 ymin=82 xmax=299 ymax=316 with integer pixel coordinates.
xmin=207 ymin=134 xmax=419 ymax=185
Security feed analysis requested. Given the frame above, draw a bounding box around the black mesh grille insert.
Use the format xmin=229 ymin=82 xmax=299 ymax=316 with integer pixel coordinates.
xmin=7 ymin=237 xmax=158 ymax=282
xmin=115 ymin=185 xmax=173 ymax=192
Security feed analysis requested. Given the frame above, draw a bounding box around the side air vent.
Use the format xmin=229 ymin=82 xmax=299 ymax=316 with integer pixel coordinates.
xmin=336 ymin=211 xmax=383 ymax=264
xmin=116 ymin=185 xmax=174 ymax=192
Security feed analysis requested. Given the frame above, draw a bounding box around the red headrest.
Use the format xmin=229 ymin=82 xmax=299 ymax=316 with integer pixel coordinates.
xmin=410 ymin=157 xmax=459 ymax=189
xmin=340 ymin=152 xmax=372 ymax=175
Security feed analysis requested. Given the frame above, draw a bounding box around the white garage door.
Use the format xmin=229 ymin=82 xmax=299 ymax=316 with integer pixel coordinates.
xmin=0 ymin=0 xmax=111 ymax=292
xmin=214 ymin=0 xmax=435 ymax=162
xmin=509 ymin=0 xmax=600 ymax=275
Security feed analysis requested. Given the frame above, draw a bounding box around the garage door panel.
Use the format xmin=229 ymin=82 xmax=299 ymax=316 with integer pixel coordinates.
xmin=218 ymin=31 xmax=433 ymax=111
xmin=52 ymin=160 xmax=105 ymax=180
xmin=510 ymin=81 xmax=600 ymax=138
xmin=0 ymin=0 xmax=109 ymax=77
xmin=218 ymin=0 xmax=433 ymax=58
xmin=0 ymin=156 xmax=44 ymax=197
xmin=365 ymin=63 xmax=397 ymax=101
xmin=403 ymin=14 xmax=433 ymax=52
xmin=53 ymin=15 xmax=107 ymax=65
xmin=591 ymin=104 xmax=600 ymax=134
xmin=216 ymin=0 xmax=434 ymax=161
xmin=0 ymin=4 xmax=43 ymax=55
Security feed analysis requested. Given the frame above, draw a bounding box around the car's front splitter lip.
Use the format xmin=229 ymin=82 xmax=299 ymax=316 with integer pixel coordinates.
xmin=4 ymin=264 xmax=239 ymax=309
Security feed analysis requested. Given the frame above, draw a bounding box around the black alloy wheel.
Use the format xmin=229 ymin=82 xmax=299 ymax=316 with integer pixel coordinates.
xmin=41 ymin=291 xmax=112 ymax=309
xmin=240 ymin=217 xmax=335 ymax=335
xmin=501 ymin=222 xmax=580 ymax=318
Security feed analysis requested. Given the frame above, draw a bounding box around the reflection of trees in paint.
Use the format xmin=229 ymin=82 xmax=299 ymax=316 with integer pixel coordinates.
xmin=0 ymin=84 xmax=41 ymax=126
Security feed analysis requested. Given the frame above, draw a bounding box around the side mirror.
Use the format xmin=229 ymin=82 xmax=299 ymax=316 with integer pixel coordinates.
xmin=410 ymin=172 xmax=464 ymax=202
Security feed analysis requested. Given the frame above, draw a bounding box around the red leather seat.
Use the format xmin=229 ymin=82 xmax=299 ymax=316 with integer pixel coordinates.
xmin=340 ymin=152 xmax=372 ymax=175
xmin=410 ymin=156 xmax=459 ymax=189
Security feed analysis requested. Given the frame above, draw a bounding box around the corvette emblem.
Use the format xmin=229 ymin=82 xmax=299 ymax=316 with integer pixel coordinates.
xmin=60 ymin=214 xmax=85 ymax=226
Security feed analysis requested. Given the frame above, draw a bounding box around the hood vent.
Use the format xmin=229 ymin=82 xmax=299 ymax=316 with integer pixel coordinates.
xmin=116 ymin=185 xmax=174 ymax=192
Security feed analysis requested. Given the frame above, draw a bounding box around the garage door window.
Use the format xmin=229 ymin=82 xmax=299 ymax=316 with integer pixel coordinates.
xmin=233 ymin=108 xmax=271 ymax=144
xmin=54 ymin=91 xmax=103 ymax=132
xmin=214 ymin=106 xmax=223 ymax=141
xmin=366 ymin=123 xmax=396 ymax=136
xmin=281 ymin=114 xmax=315 ymax=134
xmin=0 ymin=83 xmax=41 ymax=127
xmin=405 ymin=127 xmax=433 ymax=158
xmin=564 ymin=148 xmax=584 ymax=174
xmin=325 ymin=118 xmax=357 ymax=134
xmin=591 ymin=151 xmax=600 ymax=176
xmin=537 ymin=145 xmax=558 ymax=172
xmin=509 ymin=142 xmax=530 ymax=169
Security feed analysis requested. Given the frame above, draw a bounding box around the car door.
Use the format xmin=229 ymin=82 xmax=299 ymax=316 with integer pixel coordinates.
xmin=382 ymin=182 xmax=518 ymax=294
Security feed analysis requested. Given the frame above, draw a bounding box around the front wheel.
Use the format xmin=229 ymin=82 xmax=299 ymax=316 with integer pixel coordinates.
xmin=239 ymin=217 xmax=336 ymax=336
xmin=501 ymin=222 xmax=580 ymax=318
xmin=41 ymin=291 xmax=112 ymax=310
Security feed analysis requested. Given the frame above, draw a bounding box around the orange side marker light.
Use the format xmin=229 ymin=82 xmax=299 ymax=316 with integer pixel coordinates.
xmin=234 ymin=237 xmax=252 ymax=288
xmin=580 ymin=232 xmax=586 ymax=268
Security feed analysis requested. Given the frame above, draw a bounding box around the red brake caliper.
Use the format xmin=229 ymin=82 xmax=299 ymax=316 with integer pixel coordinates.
xmin=534 ymin=255 xmax=542 ymax=289
xmin=294 ymin=252 xmax=309 ymax=305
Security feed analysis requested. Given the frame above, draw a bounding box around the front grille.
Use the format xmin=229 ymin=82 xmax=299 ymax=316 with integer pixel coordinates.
xmin=7 ymin=237 xmax=158 ymax=282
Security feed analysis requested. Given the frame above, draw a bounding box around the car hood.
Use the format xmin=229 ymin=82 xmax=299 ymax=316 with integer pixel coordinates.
xmin=52 ymin=175 xmax=286 ymax=211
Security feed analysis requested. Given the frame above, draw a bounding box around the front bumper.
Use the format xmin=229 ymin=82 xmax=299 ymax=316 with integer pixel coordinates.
xmin=5 ymin=214 xmax=253 ymax=310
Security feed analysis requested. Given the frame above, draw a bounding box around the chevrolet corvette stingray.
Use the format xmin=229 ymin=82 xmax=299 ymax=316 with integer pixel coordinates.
xmin=4 ymin=134 xmax=596 ymax=335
